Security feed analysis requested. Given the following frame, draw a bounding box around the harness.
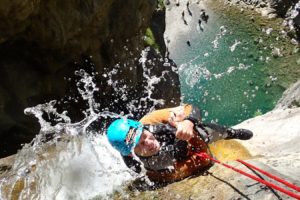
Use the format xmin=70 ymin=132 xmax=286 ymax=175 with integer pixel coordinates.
xmin=138 ymin=124 xmax=210 ymax=172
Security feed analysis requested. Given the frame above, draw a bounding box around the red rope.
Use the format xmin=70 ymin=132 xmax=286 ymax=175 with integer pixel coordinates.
xmin=195 ymin=152 xmax=300 ymax=199
xmin=237 ymin=159 xmax=300 ymax=192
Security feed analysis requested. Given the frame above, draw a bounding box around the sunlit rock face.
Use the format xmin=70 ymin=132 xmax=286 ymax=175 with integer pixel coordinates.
xmin=268 ymin=0 xmax=299 ymax=17
xmin=225 ymin=0 xmax=298 ymax=16
xmin=0 ymin=0 xmax=180 ymax=157
xmin=275 ymin=80 xmax=300 ymax=109
xmin=224 ymin=0 xmax=300 ymax=36
xmin=113 ymin=107 xmax=300 ymax=200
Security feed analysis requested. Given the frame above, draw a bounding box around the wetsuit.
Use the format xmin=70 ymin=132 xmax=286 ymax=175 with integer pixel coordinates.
xmin=122 ymin=104 xmax=230 ymax=182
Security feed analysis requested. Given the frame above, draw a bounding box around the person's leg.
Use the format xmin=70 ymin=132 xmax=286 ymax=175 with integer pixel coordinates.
xmin=225 ymin=127 xmax=253 ymax=140
xmin=202 ymin=123 xmax=228 ymax=143
xmin=196 ymin=123 xmax=253 ymax=144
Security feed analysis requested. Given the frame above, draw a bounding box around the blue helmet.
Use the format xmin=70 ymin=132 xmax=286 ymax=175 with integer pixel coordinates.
xmin=106 ymin=118 xmax=143 ymax=156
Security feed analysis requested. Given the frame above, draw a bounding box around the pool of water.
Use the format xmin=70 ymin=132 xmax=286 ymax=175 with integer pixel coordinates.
xmin=167 ymin=1 xmax=296 ymax=126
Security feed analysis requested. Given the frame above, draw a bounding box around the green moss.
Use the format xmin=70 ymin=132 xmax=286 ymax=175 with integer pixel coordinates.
xmin=253 ymin=109 xmax=263 ymax=117
xmin=144 ymin=27 xmax=160 ymax=51
xmin=157 ymin=0 xmax=165 ymax=10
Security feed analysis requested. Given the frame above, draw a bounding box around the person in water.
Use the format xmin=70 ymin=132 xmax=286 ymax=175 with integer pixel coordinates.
xmin=106 ymin=104 xmax=253 ymax=182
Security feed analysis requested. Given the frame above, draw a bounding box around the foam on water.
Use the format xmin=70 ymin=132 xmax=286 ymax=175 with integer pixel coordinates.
xmin=165 ymin=0 xmax=298 ymax=125
xmin=4 ymin=135 xmax=134 ymax=200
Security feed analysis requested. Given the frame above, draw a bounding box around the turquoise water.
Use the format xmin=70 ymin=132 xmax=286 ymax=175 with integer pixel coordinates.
xmin=170 ymin=6 xmax=285 ymax=126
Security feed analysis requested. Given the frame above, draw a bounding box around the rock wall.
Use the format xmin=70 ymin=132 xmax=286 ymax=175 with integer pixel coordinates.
xmin=0 ymin=0 xmax=181 ymax=157
xmin=228 ymin=0 xmax=298 ymax=17
xmin=150 ymin=9 xmax=168 ymax=56
xmin=275 ymin=80 xmax=300 ymax=109
xmin=1 ymin=104 xmax=300 ymax=199
xmin=122 ymin=107 xmax=300 ymax=200
xmin=224 ymin=0 xmax=300 ymax=38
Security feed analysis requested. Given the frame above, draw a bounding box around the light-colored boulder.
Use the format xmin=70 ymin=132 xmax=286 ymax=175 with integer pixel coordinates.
xmin=235 ymin=107 xmax=300 ymax=179
xmin=275 ymin=80 xmax=300 ymax=109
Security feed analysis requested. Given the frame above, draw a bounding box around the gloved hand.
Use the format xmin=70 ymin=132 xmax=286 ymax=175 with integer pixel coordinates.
xmin=168 ymin=111 xmax=194 ymax=141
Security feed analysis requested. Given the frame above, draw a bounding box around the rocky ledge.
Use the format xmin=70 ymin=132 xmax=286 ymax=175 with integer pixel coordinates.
xmin=223 ymin=0 xmax=300 ymax=39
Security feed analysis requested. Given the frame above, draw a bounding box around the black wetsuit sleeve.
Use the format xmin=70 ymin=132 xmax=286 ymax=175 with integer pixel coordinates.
xmin=184 ymin=104 xmax=202 ymax=126
xmin=122 ymin=155 xmax=142 ymax=173
xmin=144 ymin=124 xmax=189 ymax=161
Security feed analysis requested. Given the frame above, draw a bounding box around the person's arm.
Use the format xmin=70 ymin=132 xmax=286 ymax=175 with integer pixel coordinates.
xmin=140 ymin=104 xmax=202 ymax=141
xmin=139 ymin=104 xmax=199 ymax=125
xmin=139 ymin=107 xmax=171 ymax=125
xmin=183 ymin=104 xmax=202 ymax=125
xmin=122 ymin=155 xmax=142 ymax=173
xmin=169 ymin=104 xmax=202 ymax=141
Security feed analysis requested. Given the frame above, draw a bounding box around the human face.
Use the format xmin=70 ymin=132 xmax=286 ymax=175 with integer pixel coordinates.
xmin=134 ymin=130 xmax=160 ymax=157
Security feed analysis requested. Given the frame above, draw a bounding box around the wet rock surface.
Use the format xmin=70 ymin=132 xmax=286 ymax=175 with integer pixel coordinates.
xmin=0 ymin=1 xmax=299 ymax=198
xmin=0 ymin=107 xmax=299 ymax=199
xmin=0 ymin=0 xmax=180 ymax=157
xmin=114 ymin=140 xmax=299 ymax=200
xmin=116 ymin=105 xmax=300 ymax=200
xmin=120 ymin=161 xmax=298 ymax=200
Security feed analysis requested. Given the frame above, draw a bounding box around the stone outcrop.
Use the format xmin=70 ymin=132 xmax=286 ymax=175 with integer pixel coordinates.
xmin=123 ymin=161 xmax=299 ymax=200
xmin=224 ymin=0 xmax=300 ymax=38
xmin=224 ymin=0 xmax=298 ymax=16
xmin=0 ymin=0 xmax=181 ymax=157
xmin=275 ymin=80 xmax=300 ymax=109
xmin=268 ymin=0 xmax=298 ymax=17
xmin=150 ymin=9 xmax=168 ymax=56
xmin=121 ymin=107 xmax=300 ymax=200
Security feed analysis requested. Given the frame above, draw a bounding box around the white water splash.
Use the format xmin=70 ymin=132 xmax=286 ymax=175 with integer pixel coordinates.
xmin=0 ymin=55 xmax=168 ymax=199
xmin=137 ymin=47 xmax=165 ymax=108
xmin=102 ymin=48 xmax=166 ymax=115
xmin=11 ymin=136 xmax=134 ymax=200
xmin=179 ymin=63 xmax=212 ymax=87
xmin=0 ymin=69 xmax=135 ymax=200
xmin=180 ymin=61 xmax=252 ymax=87
xmin=212 ymin=26 xmax=227 ymax=49
xmin=229 ymin=40 xmax=241 ymax=52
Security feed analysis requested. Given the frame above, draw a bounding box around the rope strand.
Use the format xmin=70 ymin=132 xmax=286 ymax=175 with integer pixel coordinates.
xmin=195 ymin=152 xmax=300 ymax=199
xmin=237 ymin=159 xmax=300 ymax=192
